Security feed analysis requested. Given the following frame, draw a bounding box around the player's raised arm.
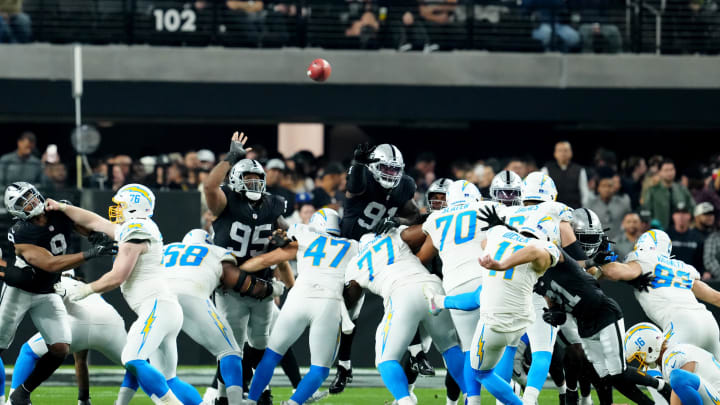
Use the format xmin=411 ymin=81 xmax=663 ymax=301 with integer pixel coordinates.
xmin=203 ymin=131 xmax=251 ymax=215
xmin=45 ymin=198 xmax=116 ymax=238
xmin=238 ymin=242 xmax=298 ymax=272
xmin=480 ymin=243 xmax=556 ymax=273
xmin=345 ymin=143 xmax=378 ymax=198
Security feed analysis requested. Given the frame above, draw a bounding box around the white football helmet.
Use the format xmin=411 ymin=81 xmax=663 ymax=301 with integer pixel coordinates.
xmin=368 ymin=144 xmax=405 ymax=189
xmin=447 ymin=180 xmax=482 ymax=205
xmin=182 ymin=229 xmax=213 ymax=245
xmin=519 ymin=214 xmax=561 ymax=245
xmin=490 ymin=170 xmax=523 ymax=206
xmin=228 ymin=159 xmax=266 ymax=201
xmin=635 ymin=229 xmax=672 ymax=257
xmin=309 ymin=208 xmax=341 ymax=236
xmin=624 ymin=322 xmax=665 ymax=369
xmin=522 ymin=172 xmax=558 ymax=203
xmin=426 ymin=178 xmax=451 ymax=212
xmin=572 ymin=208 xmax=604 ymax=256
xmin=4 ymin=182 xmax=45 ymax=220
xmin=109 ymin=183 xmax=155 ymax=224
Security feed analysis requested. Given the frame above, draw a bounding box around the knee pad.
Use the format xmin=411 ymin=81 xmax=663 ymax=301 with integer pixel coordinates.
xmin=670 ymin=369 xmax=701 ymax=391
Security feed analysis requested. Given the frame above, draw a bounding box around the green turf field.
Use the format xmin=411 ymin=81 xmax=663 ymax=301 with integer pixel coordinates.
xmin=6 ymin=386 xmax=634 ymax=404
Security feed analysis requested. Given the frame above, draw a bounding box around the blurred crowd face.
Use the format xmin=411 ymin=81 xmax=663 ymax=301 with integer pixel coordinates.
xmin=673 ymin=211 xmax=691 ymax=231
xmin=696 ymin=212 xmax=716 ymax=229
xmin=185 ymin=152 xmax=200 ymax=170
xmin=167 ymin=163 xmax=184 ymax=184
xmin=633 ymin=158 xmax=647 ymax=178
xmin=47 ymin=163 xmax=67 ymax=183
xmin=17 ymin=134 xmax=35 ymax=158
xmin=554 ymin=142 xmax=573 ymax=166
xmin=114 ymin=155 xmax=133 ymax=177
xmin=419 ymin=0 xmax=458 ymax=24
xmin=597 ymin=177 xmax=616 ymax=201
xmin=622 ymin=213 xmax=642 ymax=237
xmin=299 ymin=203 xmax=315 ymax=224
xmin=266 ymin=168 xmax=283 ymax=186
xmin=659 ymin=162 xmax=676 ymax=185
xmin=505 ymin=160 xmax=526 ymax=179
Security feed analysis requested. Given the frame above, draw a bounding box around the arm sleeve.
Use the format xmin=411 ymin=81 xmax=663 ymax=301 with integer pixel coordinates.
xmin=346 ymin=164 xmax=368 ymax=195
xmin=563 ymin=240 xmax=588 ymax=261
xmin=443 ymin=285 xmax=482 ymax=311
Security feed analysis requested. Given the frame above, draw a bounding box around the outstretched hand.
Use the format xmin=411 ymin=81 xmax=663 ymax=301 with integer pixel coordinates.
xmin=352 ymin=143 xmax=379 ymax=165
xmin=267 ymin=229 xmax=292 ymax=250
xmin=224 ymin=131 xmax=254 ymax=165
xmin=373 ymin=217 xmax=400 ymax=235
xmin=478 ymin=205 xmax=516 ymax=232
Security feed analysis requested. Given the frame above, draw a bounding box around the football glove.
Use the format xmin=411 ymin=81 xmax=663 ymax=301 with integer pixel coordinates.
xmin=373 ymin=216 xmax=400 ymax=235
xmin=352 ymin=142 xmax=379 ymax=165
xmin=626 ymin=272 xmax=654 ymax=293
xmin=224 ymin=136 xmax=249 ymax=165
xmin=268 ymin=229 xmax=292 ymax=250
xmin=542 ymin=307 xmax=567 ymax=327
xmin=66 ymin=282 xmax=95 ymax=302
xmin=478 ymin=205 xmax=517 ymax=232
xmin=83 ymin=232 xmax=118 ymax=260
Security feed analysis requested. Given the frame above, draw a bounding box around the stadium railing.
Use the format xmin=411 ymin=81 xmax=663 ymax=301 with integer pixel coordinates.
xmin=16 ymin=0 xmax=720 ymax=54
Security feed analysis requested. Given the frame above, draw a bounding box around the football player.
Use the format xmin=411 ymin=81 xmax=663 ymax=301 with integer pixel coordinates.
xmin=238 ymin=208 xmax=358 ymax=405
xmin=332 ymin=143 xmax=420 ymax=394
xmin=428 ymin=213 xmax=561 ymax=405
xmin=11 ymin=274 xmax=137 ymax=405
xmin=532 ymin=209 xmax=670 ymax=405
xmin=345 ymin=226 xmax=466 ymax=405
xmin=625 ymin=322 xmax=720 ymax=405
xmin=415 ymin=180 xmax=496 ymax=405
xmin=45 ymin=184 xmax=198 ymax=405
xmin=203 ymin=132 xmax=291 ymax=405
xmin=597 ymin=229 xmax=720 ymax=358
xmin=2 ymin=183 xmax=116 ymax=405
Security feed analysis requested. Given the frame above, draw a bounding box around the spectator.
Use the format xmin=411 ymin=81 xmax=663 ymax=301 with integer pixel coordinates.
xmin=704 ymin=228 xmax=720 ymax=280
xmin=542 ymin=141 xmax=589 ymax=209
xmin=469 ymin=163 xmax=494 ymax=198
xmin=642 ymin=158 xmax=695 ymax=230
xmin=414 ymin=152 xmax=437 ymax=191
xmin=344 ymin=1 xmax=381 ymax=49
xmin=392 ymin=0 xmax=464 ymax=51
xmin=286 ymin=192 xmax=315 ymax=226
xmin=667 ymin=202 xmax=706 ymax=275
xmin=641 ymin=155 xmax=664 ymax=199
xmin=265 ymin=158 xmax=295 ymax=216
xmin=45 ymin=163 xmax=68 ymax=192
xmin=185 ymin=151 xmax=200 ymax=170
xmin=450 ymin=159 xmax=472 ymax=180
xmin=525 ymin=0 xmax=580 ymax=51
xmin=584 ymin=167 xmax=631 ymax=240
xmin=505 ymin=158 xmax=527 ymax=179
xmin=0 ymin=0 xmax=31 ymax=43
xmin=615 ymin=212 xmax=643 ymax=259
xmin=620 ymin=156 xmax=647 ymax=209
xmin=694 ymin=202 xmax=716 ymax=235
xmin=0 ymin=132 xmax=45 ymax=189
xmin=689 ymin=168 xmax=720 ymax=227
xmin=197 ymin=149 xmax=216 ymax=171
xmin=576 ymin=11 xmax=622 ymax=53
xmin=311 ymin=162 xmax=344 ymax=211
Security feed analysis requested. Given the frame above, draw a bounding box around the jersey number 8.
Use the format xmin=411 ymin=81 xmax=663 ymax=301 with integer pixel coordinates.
xmin=163 ymin=244 xmax=209 ymax=267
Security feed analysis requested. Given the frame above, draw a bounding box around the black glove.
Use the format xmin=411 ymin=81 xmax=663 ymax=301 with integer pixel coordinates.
xmin=542 ymin=307 xmax=567 ymax=327
xmin=478 ymin=205 xmax=517 ymax=232
xmin=352 ymin=143 xmax=379 ymax=165
xmin=586 ymin=250 xmax=619 ymax=269
xmin=224 ymin=138 xmax=248 ymax=165
xmin=83 ymin=231 xmax=118 ymax=260
xmin=374 ymin=217 xmax=400 ymax=235
xmin=597 ymin=233 xmax=614 ymax=254
xmin=626 ymin=272 xmax=654 ymax=293
xmin=267 ymin=229 xmax=293 ymax=250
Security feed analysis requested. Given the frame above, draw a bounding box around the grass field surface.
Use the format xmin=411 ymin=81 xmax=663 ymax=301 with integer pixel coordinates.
xmin=5 ymin=386 xmax=634 ymax=404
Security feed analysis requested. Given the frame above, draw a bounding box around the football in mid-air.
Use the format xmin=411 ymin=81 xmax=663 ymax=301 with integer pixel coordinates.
xmin=307 ymin=58 xmax=332 ymax=82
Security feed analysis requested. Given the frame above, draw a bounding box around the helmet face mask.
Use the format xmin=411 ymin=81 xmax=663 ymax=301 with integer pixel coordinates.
xmin=624 ymin=322 xmax=665 ymax=371
xmin=576 ymin=231 xmax=603 ymax=256
xmin=490 ymin=170 xmax=523 ymax=206
xmin=4 ymin=182 xmax=45 ymax=220
xmin=492 ymin=188 xmax=523 ymax=206
xmin=108 ymin=184 xmax=155 ymax=224
xmin=229 ymin=159 xmax=267 ymax=201
xmin=572 ymin=208 xmax=604 ymax=256
xmin=426 ymin=178 xmax=451 ymax=212
xmin=368 ymin=144 xmax=404 ymax=189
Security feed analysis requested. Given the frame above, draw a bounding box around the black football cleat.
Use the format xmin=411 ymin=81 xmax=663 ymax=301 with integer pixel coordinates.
xmin=258 ymin=389 xmax=274 ymax=405
xmin=9 ymin=387 xmax=32 ymax=405
xmin=329 ymin=365 xmax=353 ymax=394
xmin=565 ymin=389 xmax=579 ymax=405
xmin=410 ymin=351 xmax=435 ymax=376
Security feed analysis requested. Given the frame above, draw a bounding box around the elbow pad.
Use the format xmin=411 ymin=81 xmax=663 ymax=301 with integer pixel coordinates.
xmin=346 ymin=164 xmax=367 ymax=195
xmin=232 ymin=271 xmax=273 ymax=300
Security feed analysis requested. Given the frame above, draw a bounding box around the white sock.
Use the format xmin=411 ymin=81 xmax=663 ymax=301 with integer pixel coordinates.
xmin=226 ymin=386 xmax=243 ymax=405
xmin=286 ymin=400 xmax=299 ymax=405
xmin=397 ymin=396 xmax=415 ymax=405
xmin=408 ymin=383 xmax=415 ymax=393
xmin=116 ymin=386 xmax=136 ymax=405
xmin=408 ymin=344 xmax=422 ymax=357
xmin=202 ymin=387 xmax=217 ymax=403
xmin=245 ymin=401 xmax=257 ymax=405
xmin=558 ymin=383 xmax=567 ymax=395
xmin=152 ymin=390 xmax=182 ymax=405
xmin=523 ymin=386 xmax=540 ymax=405
xmin=446 ymin=397 xmax=458 ymax=405
xmin=339 ymin=360 xmax=351 ymax=369
xmin=467 ymin=395 xmax=482 ymax=404
xmin=217 ymin=380 xmax=227 ymax=398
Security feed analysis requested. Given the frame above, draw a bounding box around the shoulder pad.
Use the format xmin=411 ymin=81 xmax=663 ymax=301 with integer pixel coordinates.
xmin=216 ymin=247 xmax=237 ymax=264
xmin=117 ymin=219 xmax=159 ymax=244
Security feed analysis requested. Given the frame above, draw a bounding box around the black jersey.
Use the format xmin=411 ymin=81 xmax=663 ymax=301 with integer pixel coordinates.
xmin=212 ymin=186 xmax=286 ymax=279
xmin=534 ymin=249 xmax=622 ymax=338
xmin=340 ymin=168 xmax=416 ymax=241
xmin=8 ymin=211 xmax=75 ymax=293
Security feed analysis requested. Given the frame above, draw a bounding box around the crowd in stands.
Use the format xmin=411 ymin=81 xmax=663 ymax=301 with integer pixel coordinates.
xmin=2 ymin=0 xmax=719 ymax=54
xmin=2 ymin=132 xmax=720 ymax=279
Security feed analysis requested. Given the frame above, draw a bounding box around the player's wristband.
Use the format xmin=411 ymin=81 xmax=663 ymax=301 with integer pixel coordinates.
xmin=593 ymin=265 xmax=604 ymax=280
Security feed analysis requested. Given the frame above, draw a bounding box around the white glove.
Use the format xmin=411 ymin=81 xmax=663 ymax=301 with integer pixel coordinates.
xmin=270 ymin=278 xmax=286 ymax=298
xmin=66 ymin=282 xmax=95 ymax=302
xmin=54 ymin=282 xmax=66 ymax=297
xmin=423 ymin=285 xmax=445 ymax=316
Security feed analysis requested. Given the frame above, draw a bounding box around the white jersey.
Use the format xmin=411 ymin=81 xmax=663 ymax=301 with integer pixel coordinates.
xmin=287 ymin=223 xmax=358 ymax=300
xmin=346 ymin=227 xmax=439 ymax=301
xmin=60 ymin=277 xmax=123 ymax=324
xmin=161 ymin=242 xmax=236 ymax=299
xmin=662 ymin=343 xmax=720 ymax=389
xmin=422 ymin=200 xmax=497 ymax=291
xmin=502 ymin=201 xmax=571 ymax=244
xmin=114 ymin=218 xmax=171 ymax=310
xmin=626 ymin=250 xmax=705 ymax=329
xmin=480 ymin=226 xmax=560 ymax=332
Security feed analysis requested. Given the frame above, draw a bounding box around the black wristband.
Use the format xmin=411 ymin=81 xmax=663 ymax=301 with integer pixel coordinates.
xmin=564 ymin=240 xmax=588 ymax=261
